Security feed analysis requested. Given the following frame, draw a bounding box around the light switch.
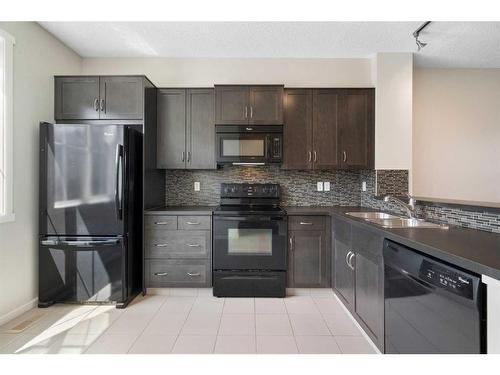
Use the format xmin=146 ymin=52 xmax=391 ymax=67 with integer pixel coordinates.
xmin=194 ymin=181 xmax=200 ymax=191
xmin=317 ymin=182 xmax=323 ymax=192
xmin=362 ymin=181 xmax=367 ymax=192
xmin=324 ymin=182 xmax=331 ymax=191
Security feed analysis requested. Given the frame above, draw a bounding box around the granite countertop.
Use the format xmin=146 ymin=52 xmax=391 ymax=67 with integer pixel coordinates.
xmin=145 ymin=206 xmax=215 ymax=215
xmin=285 ymin=205 xmax=500 ymax=280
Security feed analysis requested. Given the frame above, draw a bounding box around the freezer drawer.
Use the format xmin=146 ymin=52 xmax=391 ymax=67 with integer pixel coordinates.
xmin=39 ymin=236 xmax=125 ymax=305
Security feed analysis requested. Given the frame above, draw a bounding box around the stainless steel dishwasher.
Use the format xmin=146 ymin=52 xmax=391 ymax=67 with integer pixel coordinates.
xmin=383 ymin=239 xmax=486 ymax=354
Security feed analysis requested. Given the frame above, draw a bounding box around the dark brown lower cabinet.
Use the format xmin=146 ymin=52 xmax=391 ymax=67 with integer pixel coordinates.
xmin=332 ymin=216 xmax=384 ymax=352
xmin=288 ymin=216 xmax=330 ymax=288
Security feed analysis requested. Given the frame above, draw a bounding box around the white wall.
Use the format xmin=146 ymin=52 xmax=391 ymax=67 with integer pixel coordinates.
xmin=81 ymin=57 xmax=373 ymax=87
xmin=413 ymin=69 xmax=500 ymax=204
xmin=372 ymin=53 xmax=413 ymax=172
xmin=0 ymin=22 xmax=81 ymax=322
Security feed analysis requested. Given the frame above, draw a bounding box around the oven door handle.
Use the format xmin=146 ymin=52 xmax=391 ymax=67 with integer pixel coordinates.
xmin=216 ymin=216 xmax=284 ymax=222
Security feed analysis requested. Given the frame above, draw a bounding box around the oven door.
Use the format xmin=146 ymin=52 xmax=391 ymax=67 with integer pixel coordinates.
xmin=213 ymin=215 xmax=287 ymax=270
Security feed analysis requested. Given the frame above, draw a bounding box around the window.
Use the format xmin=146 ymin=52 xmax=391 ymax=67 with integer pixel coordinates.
xmin=0 ymin=29 xmax=14 ymax=223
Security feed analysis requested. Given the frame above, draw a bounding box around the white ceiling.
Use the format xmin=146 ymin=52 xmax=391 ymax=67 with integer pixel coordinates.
xmin=39 ymin=22 xmax=500 ymax=68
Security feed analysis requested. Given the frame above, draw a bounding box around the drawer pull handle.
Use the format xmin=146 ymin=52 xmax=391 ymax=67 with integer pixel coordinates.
xmin=187 ymin=243 xmax=201 ymax=247
xmin=187 ymin=272 xmax=201 ymax=277
xmin=299 ymin=222 xmax=313 ymax=225
xmin=154 ymin=272 xmax=168 ymax=276
xmin=185 ymin=221 xmax=200 ymax=225
xmin=154 ymin=222 xmax=171 ymax=225
xmin=154 ymin=244 xmax=168 ymax=247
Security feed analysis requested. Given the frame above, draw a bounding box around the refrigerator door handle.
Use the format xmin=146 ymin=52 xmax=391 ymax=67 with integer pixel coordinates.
xmin=115 ymin=144 xmax=124 ymax=220
xmin=41 ymin=239 xmax=121 ymax=247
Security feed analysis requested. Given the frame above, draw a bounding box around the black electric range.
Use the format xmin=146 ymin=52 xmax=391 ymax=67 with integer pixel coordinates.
xmin=213 ymin=183 xmax=287 ymax=297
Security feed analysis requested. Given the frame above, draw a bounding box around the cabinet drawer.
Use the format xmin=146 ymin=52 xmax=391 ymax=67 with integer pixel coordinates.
xmin=146 ymin=259 xmax=211 ymax=287
xmin=178 ymin=216 xmax=211 ymax=231
xmin=145 ymin=215 xmax=177 ymax=230
xmin=351 ymin=225 xmax=383 ymax=257
xmin=145 ymin=230 xmax=211 ymax=259
xmin=289 ymin=216 xmax=325 ymax=231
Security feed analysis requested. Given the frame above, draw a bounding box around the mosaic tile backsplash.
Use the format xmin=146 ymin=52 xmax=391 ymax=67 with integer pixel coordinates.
xmin=165 ymin=166 xmax=361 ymax=206
xmin=164 ymin=167 xmax=500 ymax=234
xmin=360 ymin=170 xmax=500 ymax=234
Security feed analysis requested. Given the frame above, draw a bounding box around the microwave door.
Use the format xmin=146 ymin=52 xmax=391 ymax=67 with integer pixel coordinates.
xmin=217 ymin=133 xmax=268 ymax=164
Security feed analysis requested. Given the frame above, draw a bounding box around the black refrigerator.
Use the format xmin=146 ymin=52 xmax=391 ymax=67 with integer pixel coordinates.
xmin=38 ymin=122 xmax=143 ymax=308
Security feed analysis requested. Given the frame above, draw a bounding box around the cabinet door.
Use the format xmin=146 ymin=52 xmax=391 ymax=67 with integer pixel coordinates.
xmin=354 ymin=250 xmax=384 ymax=350
xmin=186 ymin=89 xmax=215 ymax=169
xmin=289 ymin=229 xmax=329 ymax=288
xmin=215 ymin=86 xmax=249 ymax=124
xmin=334 ymin=239 xmax=355 ymax=310
xmin=338 ymin=89 xmax=375 ymax=169
xmin=249 ymin=86 xmax=284 ymax=125
xmin=282 ymin=89 xmax=313 ymax=169
xmin=55 ymin=76 xmax=100 ymax=120
xmin=99 ymin=76 xmax=144 ymax=120
xmin=157 ymin=89 xmax=186 ymax=169
xmin=312 ymin=89 xmax=340 ymax=169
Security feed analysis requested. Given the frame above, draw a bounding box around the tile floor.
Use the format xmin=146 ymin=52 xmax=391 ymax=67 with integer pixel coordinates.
xmin=0 ymin=288 xmax=377 ymax=354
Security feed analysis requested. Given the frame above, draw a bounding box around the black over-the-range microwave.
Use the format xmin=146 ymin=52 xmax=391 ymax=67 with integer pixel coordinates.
xmin=215 ymin=125 xmax=283 ymax=166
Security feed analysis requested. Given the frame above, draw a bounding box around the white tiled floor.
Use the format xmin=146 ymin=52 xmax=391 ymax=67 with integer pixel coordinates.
xmin=0 ymin=288 xmax=377 ymax=354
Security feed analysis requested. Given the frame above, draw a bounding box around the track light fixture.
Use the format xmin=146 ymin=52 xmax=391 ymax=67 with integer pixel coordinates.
xmin=413 ymin=21 xmax=431 ymax=51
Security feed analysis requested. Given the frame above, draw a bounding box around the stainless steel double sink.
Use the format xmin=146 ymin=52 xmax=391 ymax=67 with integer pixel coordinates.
xmin=346 ymin=212 xmax=449 ymax=229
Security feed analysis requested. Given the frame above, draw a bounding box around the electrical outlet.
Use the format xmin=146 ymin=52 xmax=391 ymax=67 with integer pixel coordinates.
xmin=194 ymin=181 xmax=200 ymax=191
xmin=324 ymin=182 xmax=331 ymax=191
xmin=362 ymin=181 xmax=367 ymax=192
xmin=317 ymin=182 xmax=323 ymax=192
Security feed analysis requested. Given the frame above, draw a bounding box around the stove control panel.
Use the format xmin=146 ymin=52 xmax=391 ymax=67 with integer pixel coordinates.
xmin=221 ymin=183 xmax=280 ymax=198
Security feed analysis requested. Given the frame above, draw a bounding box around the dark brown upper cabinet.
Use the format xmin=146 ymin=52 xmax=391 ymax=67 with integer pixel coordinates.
xmin=99 ymin=76 xmax=144 ymax=120
xmin=215 ymin=85 xmax=283 ymax=125
xmin=55 ymin=76 xmax=145 ymax=121
xmin=55 ymin=76 xmax=100 ymax=120
xmin=283 ymin=88 xmax=374 ymax=170
xmin=282 ymin=89 xmax=312 ymax=170
xmin=338 ymin=89 xmax=375 ymax=169
xmin=157 ymin=88 xmax=215 ymax=170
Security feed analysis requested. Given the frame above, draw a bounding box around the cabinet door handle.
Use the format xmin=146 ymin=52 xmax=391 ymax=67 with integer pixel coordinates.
xmin=154 ymin=272 xmax=168 ymax=276
xmin=342 ymin=151 xmax=347 ymax=163
xmin=308 ymin=151 xmax=312 ymax=162
xmin=154 ymin=221 xmax=171 ymax=225
xmin=250 ymin=106 xmax=253 ymax=118
xmin=181 ymin=151 xmax=185 ymax=162
xmin=100 ymin=99 xmax=105 ymax=112
xmin=185 ymin=221 xmax=200 ymax=225
xmin=244 ymin=106 xmax=248 ymax=119
xmin=187 ymin=272 xmax=201 ymax=277
xmin=187 ymin=151 xmax=191 ymax=163
xmin=348 ymin=252 xmax=356 ymax=270
xmin=299 ymin=222 xmax=313 ymax=225
xmin=313 ymin=150 xmax=317 ymax=162
xmin=186 ymin=243 xmax=201 ymax=247
xmin=289 ymin=236 xmax=293 ymax=251
xmin=93 ymin=98 xmax=99 ymax=111
xmin=154 ymin=244 xmax=168 ymax=247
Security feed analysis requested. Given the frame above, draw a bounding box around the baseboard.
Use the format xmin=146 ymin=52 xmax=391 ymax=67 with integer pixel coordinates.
xmin=332 ymin=292 xmax=382 ymax=354
xmin=0 ymin=297 xmax=39 ymax=326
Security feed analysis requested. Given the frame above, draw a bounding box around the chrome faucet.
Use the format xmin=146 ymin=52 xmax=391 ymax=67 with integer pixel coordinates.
xmin=383 ymin=193 xmax=418 ymax=219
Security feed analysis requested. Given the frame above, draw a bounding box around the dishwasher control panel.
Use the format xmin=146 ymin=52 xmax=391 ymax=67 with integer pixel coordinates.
xmin=419 ymin=260 xmax=474 ymax=299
